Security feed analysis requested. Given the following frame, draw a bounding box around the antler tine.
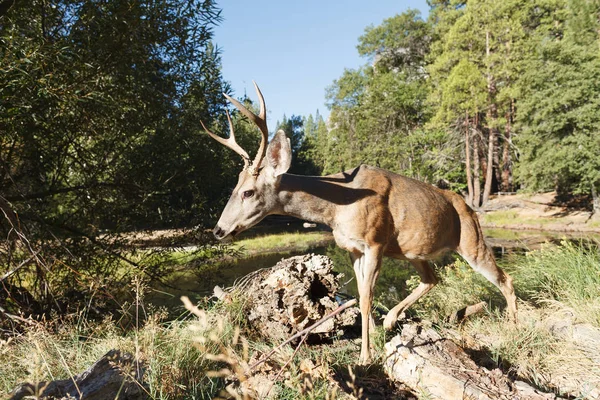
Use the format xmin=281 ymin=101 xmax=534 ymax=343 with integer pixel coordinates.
xmin=251 ymin=81 xmax=268 ymax=171
xmin=223 ymin=81 xmax=269 ymax=174
xmin=201 ymin=111 xmax=250 ymax=169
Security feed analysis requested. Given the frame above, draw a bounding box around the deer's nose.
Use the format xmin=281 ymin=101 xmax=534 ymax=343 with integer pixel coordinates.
xmin=213 ymin=226 xmax=226 ymax=240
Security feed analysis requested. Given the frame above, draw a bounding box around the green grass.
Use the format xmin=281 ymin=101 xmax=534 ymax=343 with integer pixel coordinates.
xmin=483 ymin=227 xmax=526 ymax=240
xmin=514 ymin=240 xmax=600 ymax=325
xmin=233 ymin=231 xmax=333 ymax=254
xmin=138 ymin=231 xmax=333 ymax=269
xmin=481 ymin=210 xmax=558 ymax=227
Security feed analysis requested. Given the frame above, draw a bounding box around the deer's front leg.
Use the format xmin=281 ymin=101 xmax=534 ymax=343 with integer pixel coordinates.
xmin=354 ymin=246 xmax=383 ymax=364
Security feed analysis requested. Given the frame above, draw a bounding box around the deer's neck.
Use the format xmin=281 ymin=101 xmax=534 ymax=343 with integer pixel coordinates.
xmin=276 ymin=174 xmax=336 ymax=227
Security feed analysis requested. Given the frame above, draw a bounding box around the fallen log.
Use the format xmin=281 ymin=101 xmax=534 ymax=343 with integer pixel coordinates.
xmin=384 ymin=322 xmax=561 ymax=400
xmin=240 ymin=254 xmax=360 ymax=342
xmin=11 ymin=349 xmax=146 ymax=400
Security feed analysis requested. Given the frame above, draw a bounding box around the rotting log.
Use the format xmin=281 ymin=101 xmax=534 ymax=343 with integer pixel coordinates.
xmin=240 ymin=254 xmax=360 ymax=342
xmin=11 ymin=349 xmax=146 ymax=400
xmin=384 ymin=322 xmax=561 ymax=400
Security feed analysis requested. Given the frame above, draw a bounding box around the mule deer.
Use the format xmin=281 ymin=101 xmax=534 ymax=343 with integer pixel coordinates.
xmin=204 ymin=82 xmax=517 ymax=363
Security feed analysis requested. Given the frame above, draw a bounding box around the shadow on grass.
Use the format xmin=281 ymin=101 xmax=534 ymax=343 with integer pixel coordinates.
xmin=331 ymin=363 xmax=417 ymax=400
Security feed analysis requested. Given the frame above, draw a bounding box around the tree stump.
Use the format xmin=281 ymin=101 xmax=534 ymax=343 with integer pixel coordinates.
xmin=11 ymin=349 xmax=146 ymax=400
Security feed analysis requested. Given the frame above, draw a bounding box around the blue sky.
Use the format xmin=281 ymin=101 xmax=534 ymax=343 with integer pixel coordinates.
xmin=213 ymin=0 xmax=429 ymax=129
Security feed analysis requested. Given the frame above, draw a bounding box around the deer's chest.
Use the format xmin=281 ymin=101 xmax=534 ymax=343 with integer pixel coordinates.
xmin=332 ymin=229 xmax=368 ymax=255
xmin=330 ymin=199 xmax=391 ymax=254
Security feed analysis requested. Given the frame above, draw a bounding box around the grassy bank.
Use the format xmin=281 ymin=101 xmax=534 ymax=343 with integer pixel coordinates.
xmin=2 ymin=241 xmax=599 ymax=398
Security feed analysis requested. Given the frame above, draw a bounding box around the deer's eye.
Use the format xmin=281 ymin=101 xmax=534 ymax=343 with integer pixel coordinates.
xmin=242 ymin=190 xmax=254 ymax=199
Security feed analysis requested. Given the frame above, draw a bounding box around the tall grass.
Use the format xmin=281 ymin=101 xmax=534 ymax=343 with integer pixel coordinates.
xmin=0 ymin=291 xmax=244 ymax=399
xmin=514 ymin=240 xmax=600 ymax=325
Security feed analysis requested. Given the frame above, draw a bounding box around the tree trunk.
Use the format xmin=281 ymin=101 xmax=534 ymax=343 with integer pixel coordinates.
xmin=493 ymin=130 xmax=502 ymax=192
xmin=384 ymin=323 xmax=558 ymax=400
xmin=592 ymin=183 xmax=600 ymax=220
xmin=473 ymin=127 xmax=482 ymax=208
xmin=482 ymin=125 xmax=496 ymax=205
xmin=243 ymin=254 xmax=359 ymax=342
xmin=501 ymin=109 xmax=513 ymax=192
xmin=482 ymin=30 xmax=498 ymax=206
xmin=465 ymin=114 xmax=474 ymax=207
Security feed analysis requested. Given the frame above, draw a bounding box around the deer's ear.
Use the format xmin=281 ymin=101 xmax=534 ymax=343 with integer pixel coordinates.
xmin=266 ymin=130 xmax=292 ymax=177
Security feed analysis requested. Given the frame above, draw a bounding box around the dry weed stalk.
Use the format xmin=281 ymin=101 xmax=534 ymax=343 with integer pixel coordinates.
xmin=181 ymin=296 xmax=252 ymax=400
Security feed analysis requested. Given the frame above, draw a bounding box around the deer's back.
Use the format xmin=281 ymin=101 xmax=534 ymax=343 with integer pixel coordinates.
xmin=330 ymin=165 xmax=466 ymax=259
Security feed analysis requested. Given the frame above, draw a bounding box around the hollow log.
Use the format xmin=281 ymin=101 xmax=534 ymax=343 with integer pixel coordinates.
xmin=238 ymin=254 xmax=360 ymax=342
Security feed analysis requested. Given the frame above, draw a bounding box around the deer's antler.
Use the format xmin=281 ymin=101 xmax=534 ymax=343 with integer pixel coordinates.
xmin=224 ymin=81 xmax=268 ymax=176
xmin=201 ymin=109 xmax=251 ymax=170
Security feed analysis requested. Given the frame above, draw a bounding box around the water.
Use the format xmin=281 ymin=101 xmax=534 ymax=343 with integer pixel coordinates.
xmin=147 ymin=228 xmax=599 ymax=312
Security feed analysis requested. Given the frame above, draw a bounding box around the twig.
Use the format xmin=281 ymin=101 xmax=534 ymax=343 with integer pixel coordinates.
xmin=246 ymin=298 xmax=357 ymax=373
xmin=265 ymin=331 xmax=309 ymax=397
xmin=0 ymin=253 xmax=38 ymax=282
xmin=0 ymin=305 xmax=37 ymax=326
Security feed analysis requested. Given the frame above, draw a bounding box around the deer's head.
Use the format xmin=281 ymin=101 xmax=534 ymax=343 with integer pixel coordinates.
xmin=203 ymin=82 xmax=291 ymax=240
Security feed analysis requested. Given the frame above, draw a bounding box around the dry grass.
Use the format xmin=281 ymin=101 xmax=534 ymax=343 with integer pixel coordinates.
xmin=0 ymin=284 xmax=246 ymax=399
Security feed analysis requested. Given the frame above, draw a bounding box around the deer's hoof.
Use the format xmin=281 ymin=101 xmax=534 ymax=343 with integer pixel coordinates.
xmin=358 ymin=354 xmax=372 ymax=365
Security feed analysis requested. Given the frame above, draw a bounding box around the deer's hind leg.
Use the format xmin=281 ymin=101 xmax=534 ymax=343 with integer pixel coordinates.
xmin=383 ymin=259 xmax=438 ymax=331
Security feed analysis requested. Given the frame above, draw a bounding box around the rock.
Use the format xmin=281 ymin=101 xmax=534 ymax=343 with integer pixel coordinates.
xmin=384 ymin=322 xmax=560 ymax=400
xmin=243 ymin=254 xmax=359 ymax=342
xmin=544 ymin=313 xmax=600 ymax=398
xmin=11 ymin=349 xmax=146 ymax=400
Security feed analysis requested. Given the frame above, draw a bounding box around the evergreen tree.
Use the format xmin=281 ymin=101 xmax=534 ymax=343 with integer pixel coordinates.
xmin=324 ymin=10 xmax=452 ymax=183
xmin=516 ymin=0 xmax=600 ymax=215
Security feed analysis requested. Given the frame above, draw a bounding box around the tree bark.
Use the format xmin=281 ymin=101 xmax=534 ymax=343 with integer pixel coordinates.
xmin=501 ymin=108 xmax=513 ymax=192
xmin=465 ymin=114 xmax=474 ymax=207
xmin=592 ymin=182 xmax=600 ymax=219
xmin=482 ymin=30 xmax=498 ymax=206
xmin=473 ymin=126 xmax=482 ymax=208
